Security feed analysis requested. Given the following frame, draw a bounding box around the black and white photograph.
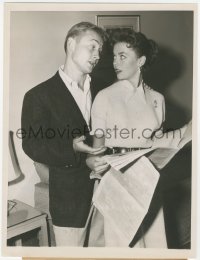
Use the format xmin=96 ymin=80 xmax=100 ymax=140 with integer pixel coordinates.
xmin=2 ymin=3 xmax=197 ymax=258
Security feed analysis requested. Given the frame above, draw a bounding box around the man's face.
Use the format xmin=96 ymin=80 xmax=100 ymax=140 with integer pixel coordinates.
xmin=70 ymin=30 xmax=103 ymax=74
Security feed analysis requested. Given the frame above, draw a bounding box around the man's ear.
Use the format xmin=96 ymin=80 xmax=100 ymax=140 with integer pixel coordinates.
xmin=138 ymin=56 xmax=146 ymax=67
xmin=67 ymin=37 xmax=76 ymax=53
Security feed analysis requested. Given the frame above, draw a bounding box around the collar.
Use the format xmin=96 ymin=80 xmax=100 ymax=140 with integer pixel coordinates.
xmin=59 ymin=65 xmax=91 ymax=92
xmin=123 ymin=79 xmax=146 ymax=102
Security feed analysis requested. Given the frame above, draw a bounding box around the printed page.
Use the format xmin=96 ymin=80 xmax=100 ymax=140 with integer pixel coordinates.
xmin=152 ymin=123 xmax=192 ymax=150
xmin=93 ymin=156 xmax=160 ymax=245
xmin=104 ymin=148 xmax=152 ymax=170
xmin=103 ymin=124 xmax=192 ymax=171
xmin=178 ymin=121 xmax=192 ymax=148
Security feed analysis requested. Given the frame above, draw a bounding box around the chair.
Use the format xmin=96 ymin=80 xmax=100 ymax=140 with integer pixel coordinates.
xmin=34 ymin=162 xmax=56 ymax=246
xmin=8 ymin=131 xmax=25 ymax=215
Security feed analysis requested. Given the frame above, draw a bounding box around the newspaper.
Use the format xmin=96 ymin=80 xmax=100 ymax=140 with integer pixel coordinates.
xmin=92 ymin=124 xmax=192 ymax=246
xmin=93 ymin=156 xmax=160 ymax=245
xmin=91 ymin=122 xmax=192 ymax=179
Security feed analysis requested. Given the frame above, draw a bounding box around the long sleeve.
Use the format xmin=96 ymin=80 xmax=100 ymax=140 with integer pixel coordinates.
xmin=21 ymin=90 xmax=77 ymax=167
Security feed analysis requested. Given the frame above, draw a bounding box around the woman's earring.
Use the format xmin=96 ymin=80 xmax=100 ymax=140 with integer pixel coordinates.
xmin=138 ymin=67 xmax=143 ymax=87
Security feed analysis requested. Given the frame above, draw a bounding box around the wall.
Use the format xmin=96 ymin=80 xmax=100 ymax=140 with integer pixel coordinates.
xmin=8 ymin=11 xmax=193 ymax=206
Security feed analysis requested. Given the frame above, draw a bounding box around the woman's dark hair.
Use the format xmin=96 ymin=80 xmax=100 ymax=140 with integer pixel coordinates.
xmin=110 ymin=28 xmax=158 ymax=72
xmin=64 ymin=22 xmax=106 ymax=53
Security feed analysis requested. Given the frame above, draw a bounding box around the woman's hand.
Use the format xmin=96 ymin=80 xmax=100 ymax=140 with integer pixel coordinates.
xmin=73 ymin=135 xmax=107 ymax=155
xmin=86 ymin=155 xmax=109 ymax=176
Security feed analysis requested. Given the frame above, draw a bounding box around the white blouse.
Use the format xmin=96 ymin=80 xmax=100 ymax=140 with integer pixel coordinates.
xmin=91 ymin=80 xmax=165 ymax=148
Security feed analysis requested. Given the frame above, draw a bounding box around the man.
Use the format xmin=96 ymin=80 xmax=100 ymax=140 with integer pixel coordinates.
xmin=21 ymin=22 xmax=107 ymax=246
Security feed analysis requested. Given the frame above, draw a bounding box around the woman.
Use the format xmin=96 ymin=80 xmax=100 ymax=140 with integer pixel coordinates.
xmin=74 ymin=28 xmax=190 ymax=247
xmin=86 ymin=28 xmax=172 ymax=247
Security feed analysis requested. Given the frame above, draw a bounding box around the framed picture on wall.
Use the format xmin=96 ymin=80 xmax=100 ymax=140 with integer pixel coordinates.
xmin=96 ymin=15 xmax=140 ymax=31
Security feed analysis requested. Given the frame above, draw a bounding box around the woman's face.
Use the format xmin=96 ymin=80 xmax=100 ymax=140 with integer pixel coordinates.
xmin=113 ymin=42 xmax=141 ymax=81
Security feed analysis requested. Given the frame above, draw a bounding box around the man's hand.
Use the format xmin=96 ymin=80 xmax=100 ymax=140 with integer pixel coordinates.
xmin=73 ymin=136 xmax=106 ymax=155
xmin=86 ymin=156 xmax=109 ymax=176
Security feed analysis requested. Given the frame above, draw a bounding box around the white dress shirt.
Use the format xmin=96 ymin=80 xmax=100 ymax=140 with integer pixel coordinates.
xmin=59 ymin=65 xmax=92 ymax=126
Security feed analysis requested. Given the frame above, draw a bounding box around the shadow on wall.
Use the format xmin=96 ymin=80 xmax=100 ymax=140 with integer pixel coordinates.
xmin=144 ymin=45 xmax=192 ymax=249
xmin=144 ymin=45 xmax=188 ymax=129
xmin=161 ymin=144 xmax=192 ymax=249
xmin=91 ymin=40 xmax=117 ymax=96
xmin=144 ymin=46 xmax=192 ymax=248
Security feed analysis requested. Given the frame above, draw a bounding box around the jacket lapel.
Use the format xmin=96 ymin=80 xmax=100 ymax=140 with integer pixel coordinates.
xmin=52 ymin=72 xmax=89 ymax=130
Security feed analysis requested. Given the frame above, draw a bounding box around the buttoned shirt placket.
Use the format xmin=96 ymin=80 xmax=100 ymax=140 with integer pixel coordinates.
xmin=59 ymin=66 xmax=92 ymax=128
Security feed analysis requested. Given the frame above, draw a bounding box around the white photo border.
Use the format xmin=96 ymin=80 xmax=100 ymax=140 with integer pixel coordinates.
xmin=2 ymin=2 xmax=197 ymax=259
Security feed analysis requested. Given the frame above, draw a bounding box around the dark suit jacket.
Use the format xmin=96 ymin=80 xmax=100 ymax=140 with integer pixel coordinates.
xmin=21 ymin=72 xmax=95 ymax=227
